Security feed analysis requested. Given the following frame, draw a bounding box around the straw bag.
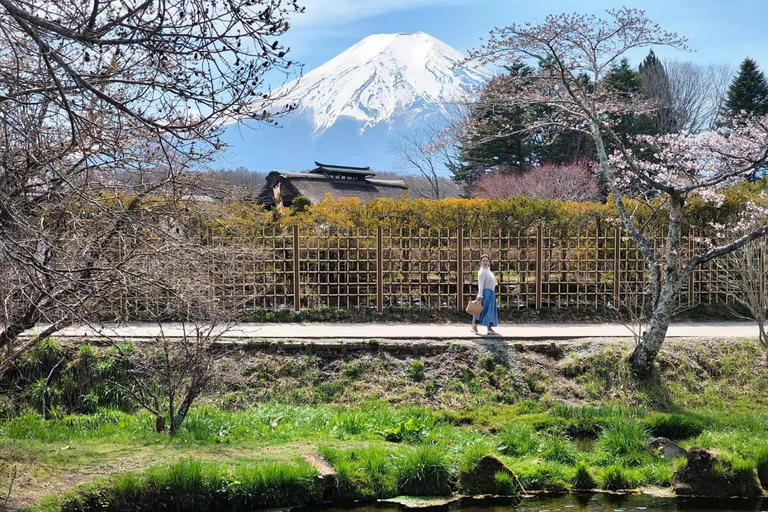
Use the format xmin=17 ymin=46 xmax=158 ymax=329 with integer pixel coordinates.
xmin=466 ymin=299 xmax=483 ymax=316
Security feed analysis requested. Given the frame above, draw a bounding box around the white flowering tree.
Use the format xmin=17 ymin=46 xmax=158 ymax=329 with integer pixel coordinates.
xmin=465 ymin=8 xmax=768 ymax=376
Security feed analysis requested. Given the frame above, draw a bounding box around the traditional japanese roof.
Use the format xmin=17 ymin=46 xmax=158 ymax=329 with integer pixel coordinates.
xmin=309 ymin=162 xmax=376 ymax=178
xmin=257 ymin=169 xmax=407 ymax=207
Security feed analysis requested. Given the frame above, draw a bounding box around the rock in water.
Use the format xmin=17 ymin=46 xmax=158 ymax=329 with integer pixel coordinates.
xmin=672 ymin=447 xmax=763 ymax=497
xmin=459 ymin=455 xmax=520 ymax=495
xmin=649 ymin=437 xmax=687 ymax=459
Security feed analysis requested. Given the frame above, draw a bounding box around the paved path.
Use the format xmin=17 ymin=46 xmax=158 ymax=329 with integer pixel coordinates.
xmin=27 ymin=321 xmax=758 ymax=340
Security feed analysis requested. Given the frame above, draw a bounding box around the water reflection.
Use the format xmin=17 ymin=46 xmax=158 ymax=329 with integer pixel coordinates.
xmin=319 ymin=493 xmax=767 ymax=512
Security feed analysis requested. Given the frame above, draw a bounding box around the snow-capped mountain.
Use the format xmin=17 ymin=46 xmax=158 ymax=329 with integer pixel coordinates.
xmin=276 ymin=32 xmax=491 ymax=133
xmin=218 ymin=32 xmax=491 ymax=173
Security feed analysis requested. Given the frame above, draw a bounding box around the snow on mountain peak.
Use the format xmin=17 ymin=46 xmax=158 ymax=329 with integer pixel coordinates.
xmin=275 ymin=32 xmax=492 ymax=133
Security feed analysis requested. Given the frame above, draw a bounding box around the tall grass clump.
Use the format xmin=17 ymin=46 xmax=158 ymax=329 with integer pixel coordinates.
xmin=397 ymin=444 xmax=453 ymax=496
xmin=539 ymin=434 xmax=578 ymax=464
xmin=644 ymin=412 xmax=708 ymax=440
xmin=571 ymin=460 xmax=597 ymax=489
xmin=596 ymin=419 xmax=649 ymax=466
xmin=498 ymin=424 xmax=540 ymax=457
xmin=457 ymin=441 xmax=494 ymax=473
xmin=493 ymin=471 xmax=518 ymax=495
xmin=319 ymin=446 xmax=398 ymax=499
xmin=599 ymin=465 xmax=636 ymax=491
xmin=228 ymin=462 xmax=320 ymax=510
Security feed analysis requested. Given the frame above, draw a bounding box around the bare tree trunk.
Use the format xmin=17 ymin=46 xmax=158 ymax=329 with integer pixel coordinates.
xmin=629 ymin=196 xmax=684 ymax=376
xmin=630 ymin=283 xmax=675 ymax=376
xmin=170 ymin=392 xmax=197 ymax=434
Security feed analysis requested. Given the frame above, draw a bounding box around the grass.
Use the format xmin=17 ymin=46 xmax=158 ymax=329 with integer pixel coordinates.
xmin=498 ymin=424 xmax=540 ymax=456
xmin=599 ymin=465 xmax=637 ymax=491
xmin=595 ymin=418 xmax=649 ymax=466
xmin=8 ymin=337 xmax=768 ymax=509
xmin=571 ymin=460 xmax=597 ymax=489
xmin=43 ymin=458 xmax=320 ymax=512
xmin=409 ymin=361 xmax=425 ymax=382
xmin=397 ymin=444 xmax=453 ymax=496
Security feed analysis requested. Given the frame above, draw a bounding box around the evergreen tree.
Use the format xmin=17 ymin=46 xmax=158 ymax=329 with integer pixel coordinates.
xmin=452 ymin=63 xmax=536 ymax=187
xmin=725 ymin=58 xmax=768 ymax=117
xmin=602 ymin=58 xmax=658 ymax=148
xmin=453 ymin=64 xmax=597 ymax=188
xmin=638 ymin=50 xmax=678 ymax=133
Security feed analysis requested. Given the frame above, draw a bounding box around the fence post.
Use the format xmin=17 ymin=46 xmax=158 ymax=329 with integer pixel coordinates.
xmin=377 ymin=226 xmax=383 ymax=312
xmin=457 ymin=227 xmax=464 ymax=310
xmin=293 ymin=225 xmax=300 ymax=312
xmin=535 ymin=225 xmax=543 ymax=311
xmin=614 ymin=226 xmax=621 ymax=309
xmin=688 ymin=229 xmax=695 ymax=306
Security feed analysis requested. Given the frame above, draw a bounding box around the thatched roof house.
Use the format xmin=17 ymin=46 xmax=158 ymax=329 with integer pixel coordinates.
xmin=257 ymin=162 xmax=408 ymax=208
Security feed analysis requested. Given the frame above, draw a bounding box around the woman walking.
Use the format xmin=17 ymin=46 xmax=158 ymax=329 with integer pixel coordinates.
xmin=471 ymin=254 xmax=500 ymax=335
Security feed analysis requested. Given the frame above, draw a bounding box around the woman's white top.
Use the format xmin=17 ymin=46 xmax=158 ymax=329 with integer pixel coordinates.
xmin=477 ymin=267 xmax=498 ymax=298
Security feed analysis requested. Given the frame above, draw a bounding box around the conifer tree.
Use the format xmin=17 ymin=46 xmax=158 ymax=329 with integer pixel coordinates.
xmin=639 ymin=50 xmax=678 ymax=133
xmin=725 ymin=58 xmax=768 ymax=117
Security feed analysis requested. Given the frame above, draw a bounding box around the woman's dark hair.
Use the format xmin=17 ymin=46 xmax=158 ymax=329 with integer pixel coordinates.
xmin=479 ymin=254 xmax=490 ymax=263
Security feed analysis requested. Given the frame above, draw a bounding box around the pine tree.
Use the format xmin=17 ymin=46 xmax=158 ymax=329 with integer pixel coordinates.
xmin=452 ymin=63 xmax=536 ymax=187
xmin=725 ymin=58 xmax=768 ymax=117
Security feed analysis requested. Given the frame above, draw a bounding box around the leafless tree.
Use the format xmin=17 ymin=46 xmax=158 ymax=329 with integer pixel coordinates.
xmin=113 ymin=322 xmax=227 ymax=434
xmin=0 ymin=0 xmax=302 ymax=378
xmin=390 ymin=118 xmax=462 ymax=199
xmin=107 ymin=234 xmax=240 ymax=434
xmin=714 ymin=236 xmax=768 ymax=357
xmin=664 ymin=60 xmax=733 ymax=132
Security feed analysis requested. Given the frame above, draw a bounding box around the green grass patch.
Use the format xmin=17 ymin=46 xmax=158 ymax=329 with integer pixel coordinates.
xmin=571 ymin=460 xmax=597 ymax=489
xmin=595 ymin=419 xmax=649 ymax=466
xmin=498 ymin=424 xmax=540 ymax=457
xmin=51 ymin=458 xmax=319 ymax=512
xmin=599 ymin=465 xmax=637 ymax=491
xmin=397 ymin=444 xmax=453 ymax=496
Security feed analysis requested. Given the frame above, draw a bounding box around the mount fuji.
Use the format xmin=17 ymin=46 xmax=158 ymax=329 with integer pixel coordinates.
xmin=218 ymin=32 xmax=492 ymax=173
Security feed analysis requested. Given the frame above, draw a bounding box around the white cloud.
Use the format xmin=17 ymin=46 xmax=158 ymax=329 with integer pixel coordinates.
xmin=289 ymin=0 xmax=468 ymax=28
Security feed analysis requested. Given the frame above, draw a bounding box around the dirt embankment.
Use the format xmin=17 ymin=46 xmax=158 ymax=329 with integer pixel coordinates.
xmin=204 ymin=336 xmax=767 ymax=411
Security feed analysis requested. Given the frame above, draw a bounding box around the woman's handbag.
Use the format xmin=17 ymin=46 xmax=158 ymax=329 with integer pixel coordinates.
xmin=466 ymin=299 xmax=483 ymax=316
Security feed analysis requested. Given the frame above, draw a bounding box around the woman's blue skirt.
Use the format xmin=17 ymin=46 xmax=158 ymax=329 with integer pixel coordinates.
xmin=473 ymin=288 xmax=498 ymax=327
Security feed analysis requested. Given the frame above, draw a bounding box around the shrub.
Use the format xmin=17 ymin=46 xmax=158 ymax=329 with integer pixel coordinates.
xmin=410 ymin=361 xmax=425 ymax=382
xmin=385 ymin=417 xmax=427 ymax=444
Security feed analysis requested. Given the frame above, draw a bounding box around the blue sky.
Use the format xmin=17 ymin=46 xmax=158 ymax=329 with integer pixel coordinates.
xmin=276 ymin=0 xmax=768 ymax=83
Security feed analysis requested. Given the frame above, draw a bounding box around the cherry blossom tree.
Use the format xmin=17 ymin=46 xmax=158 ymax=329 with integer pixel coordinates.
xmin=466 ymin=8 xmax=768 ymax=376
